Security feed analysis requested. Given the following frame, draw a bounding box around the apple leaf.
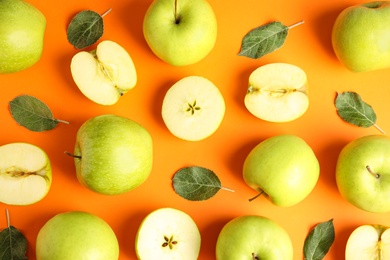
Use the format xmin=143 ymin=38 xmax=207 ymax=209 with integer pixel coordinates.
xmin=172 ymin=166 xmax=234 ymax=201
xmin=335 ymin=91 xmax=385 ymax=134
xmin=303 ymin=219 xmax=335 ymax=260
xmin=0 ymin=209 xmax=28 ymax=260
xmin=238 ymin=20 xmax=304 ymax=59
xmin=9 ymin=95 xmax=69 ymax=132
xmin=67 ymin=9 xmax=111 ymax=49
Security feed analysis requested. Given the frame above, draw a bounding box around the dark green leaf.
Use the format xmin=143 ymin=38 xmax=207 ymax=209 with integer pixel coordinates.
xmin=9 ymin=95 xmax=61 ymax=132
xmin=0 ymin=210 xmax=28 ymax=260
xmin=304 ymin=219 xmax=335 ymax=260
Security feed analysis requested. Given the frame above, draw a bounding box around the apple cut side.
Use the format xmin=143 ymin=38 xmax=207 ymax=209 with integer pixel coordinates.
xmin=70 ymin=40 xmax=137 ymax=105
xmin=244 ymin=63 xmax=309 ymax=122
xmin=161 ymin=76 xmax=225 ymax=141
xmin=135 ymin=208 xmax=201 ymax=260
xmin=0 ymin=143 xmax=52 ymax=205
xmin=346 ymin=224 xmax=390 ymax=259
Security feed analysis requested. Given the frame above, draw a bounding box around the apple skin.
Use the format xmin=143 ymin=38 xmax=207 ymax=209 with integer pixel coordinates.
xmin=332 ymin=1 xmax=390 ymax=72
xmin=243 ymin=135 xmax=320 ymax=207
xmin=143 ymin=0 xmax=217 ymax=66
xmin=0 ymin=0 xmax=46 ymax=73
xmin=336 ymin=135 xmax=390 ymax=213
xmin=36 ymin=211 xmax=119 ymax=260
xmin=73 ymin=114 xmax=153 ymax=195
xmin=216 ymin=215 xmax=293 ymax=260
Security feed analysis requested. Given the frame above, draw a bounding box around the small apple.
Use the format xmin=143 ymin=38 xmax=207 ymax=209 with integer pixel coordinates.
xmin=345 ymin=224 xmax=390 ymax=259
xmin=216 ymin=215 xmax=293 ymax=259
xmin=332 ymin=1 xmax=390 ymax=72
xmin=243 ymin=134 xmax=320 ymax=207
xmin=0 ymin=142 xmax=51 ymax=205
xmin=0 ymin=0 xmax=46 ymax=73
xmin=135 ymin=207 xmax=201 ymax=260
xmin=143 ymin=0 xmax=217 ymax=66
xmin=244 ymin=63 xmax=309 ymax=122
xmin=70 ymin=40 xmax=137 ymax=105
xmin=336 ymin=135 xmax=390 ymax=213
xmin=71 ymin=114 xmax=153 ymax=195
xmin=36 ymin=211 xmax=119 ymax=260
xmin=161 ymin=76 xmax=225 ymax=141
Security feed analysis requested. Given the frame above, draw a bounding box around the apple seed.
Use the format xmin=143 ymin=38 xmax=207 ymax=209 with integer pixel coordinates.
xmin=186 ymin=100 xmax=201 ymax=115
xmin=162 ymin=235 xmax=178 ymax=250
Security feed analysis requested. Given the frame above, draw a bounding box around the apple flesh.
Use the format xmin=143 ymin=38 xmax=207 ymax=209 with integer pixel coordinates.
xmin=70 ymin=40 xmax=137 ymax=105
xmin=135 ymin=207 xmax=201 ymax=260
xmin=216 ymin=215 xmax=293 ymax=259
xmin=161 ymin=76 xmax=225 ymax=141
xmin=0 ymin=142 xmax=52 ymax=205
xmin=0 ymin=0 xmax=46 ymax=73
xmin=244 ymin=63 xmax=309 ymax=122
xmin=346 ymin=224 xmax=390 ymax=259
xmin=36 ymin=211 xmax=119 ymax=260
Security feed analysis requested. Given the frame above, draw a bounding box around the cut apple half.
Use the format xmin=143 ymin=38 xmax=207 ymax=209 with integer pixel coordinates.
xmin=244 ymin=63 xmax=309 ymax=122
xmin=0 ymin=143 xmax=52 ymax=205
xmin=135 ymin=207 xmax=201 ymax=260
xmin=161 ymin=76 xmax=225 ymax=141
xmin=70 ymin=40 xmax=137 ymax=105
xmin=346 ymin=224 xmax=390 ymax=259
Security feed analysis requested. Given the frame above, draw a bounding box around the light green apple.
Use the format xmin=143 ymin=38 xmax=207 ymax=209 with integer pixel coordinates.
xmin=0 ymin=142 xmax=52 ymax=205
xmin=143 ymin=0 xmax=217 ymax=66
xmin=71 ymin=114 xmax=153 ymax=195
xmin=243 ymin=135 xmax=320 ymax=207
xmin=0 ymin=0 xmax=46 ymax=73
xmin=36 ymin=211 xmax=119 ymax=260
xmin=336 ymin=135 xmax=390 ymax=213
xmin=332 ymin=1 xmax=390 ymax=72
xmin=216 ymin=215 xmax=293 ymax=260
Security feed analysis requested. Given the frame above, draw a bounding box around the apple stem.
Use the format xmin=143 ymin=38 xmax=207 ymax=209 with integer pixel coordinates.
xmin=174 ymin=0 xmax=180 ymax=24
xmin=366 ymin=165 xmax=380 ymax=178
xmin=248 ymin=190 xmax=265 ymax=202
xmin=64 ymin=151 xmax=81 ymax=159
xmin=220 ymin=186 xmax=235 ymax=193
xmin=5 ymin=209 xmax=10 ymax=228
xmin=288 ymin=20 xmax=305 ymax=30
xmin=101 ymin=8 xmax=112 ymax=18
xmin=374 ymin=123 xmax=386 ymax=134
xmin=56 ymin=119 xmax=70 ymax=125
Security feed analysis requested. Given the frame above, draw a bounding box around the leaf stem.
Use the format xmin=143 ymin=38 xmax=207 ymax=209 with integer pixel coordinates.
xmin=101 ymin=8 xmax=112 ymax=18
xmin=374 ymin=124 xmax=386 ymax=134
xmin=220 ymin=186 xmax=235 ymax=193
xmin=56 ymin=119 xmax=70 ymax=125
xmin=5 ymin=209 xmax=10 ymax=228
xmin=288 ymin=20 xmax=305 ymax=30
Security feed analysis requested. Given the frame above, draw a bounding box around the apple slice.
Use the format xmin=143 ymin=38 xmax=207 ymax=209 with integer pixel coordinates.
xmin=346 ymin=224 xmax=390 ymax=259
xmin=161 ymin=76 xmax=225 ymax=141
xmin=244 ymin=63 xmax=309 ymax=122
xmin=135 ymin=207 xmax=201 ymax=260
xmin=70 ymin=40 xmax=137 ymax=106
xmin=0 ymin=142 xmax=52 ymax=205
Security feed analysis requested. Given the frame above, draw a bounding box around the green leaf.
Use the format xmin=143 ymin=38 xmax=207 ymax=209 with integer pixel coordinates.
xmin=335 ymin=91 xmax=385 ymax=133
xmin=172 ymin=166 xmax=234 ymax=201
xmin=9 ymin=95 xmax=68 ymax=132
xmin=0 ymin=210 xmax=28 ymax=260
xmin=304 ymin=219 xmax=335 ymax=260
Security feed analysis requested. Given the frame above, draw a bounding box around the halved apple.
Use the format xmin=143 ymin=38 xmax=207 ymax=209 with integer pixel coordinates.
xmin=135 ymin=207 xmax=201 ymax=260
xmin=244 ymin=63 xmax=309 ymax=122
xmin=161 ymin=76 xmax=225 ymax=141
xmin=0 ymin=142 xmax=52 ymax=205
xmin=346 ymin=224 xmax=390 ymax=259
xmin=70 ymin=40 xmax=137 ymax=105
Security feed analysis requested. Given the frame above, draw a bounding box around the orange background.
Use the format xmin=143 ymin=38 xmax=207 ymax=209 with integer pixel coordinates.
xmin=1 ymin=0 xmax=390 ymax=259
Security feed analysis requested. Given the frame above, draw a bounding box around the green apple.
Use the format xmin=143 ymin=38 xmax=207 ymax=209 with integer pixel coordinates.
xmin=0 ymin=142 xmax=51 ymax=205
xmin=70 ymin=40 xmax=137 ymax=105
xmin=345 ymin=224 xmax=390 ymax=259
xmin=336 ymin=135 xmax=390 ymax=213
xmin=135 ymin=207 xmax=201 ymax=259
xmin=71 ymin=114 xmax=153 ymax=195
xmin=161 ymin=76 xmax=225 ymax=141
xmin=36 ymin=211 xmax=119 ymax=260
xmin=0 ymin=0 xmax=46 ymax=73
xmin=216 ymin=215 xmax=293 ymax=260
xmin=244 ymin=63 xmax=309 ymax=122
xmin=143 ymin=0 xmax=217 ymax=66
xmin=332 ymin=1 xmax=390 ymax=72
xmin=243 ymin=134 xmax=320 ymax=207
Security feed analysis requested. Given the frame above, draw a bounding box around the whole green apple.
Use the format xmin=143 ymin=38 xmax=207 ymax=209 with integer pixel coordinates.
xmin=332 ymin=1 xmax=390 ymax=72
xmin=336 ymin=135 xmax=390 ymax=213
xmin=0 ymin=0 xmax=46 ymax=73
xmin=243 ymin=135 xmax=320 ymax=207
xmin=143 ymin=0 xmax=217 ymax=66
xmin=36 ymin=211 xmax=119 ymax=260
xmin=72 ymin=114 xmax=153 ymax=195
xmin=215 ymin=215 xmax=293 ymax=260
